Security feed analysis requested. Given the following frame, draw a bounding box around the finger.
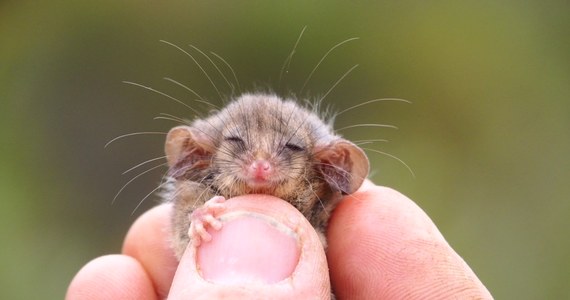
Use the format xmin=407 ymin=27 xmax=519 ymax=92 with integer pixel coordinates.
xmin=169 ymin=194 xmax=331 ymax=299
xmin=122 ymin=204 xmax=179 ymax=299
xmin=328 ymin=182 xmax=493 ymax=299
xmin=66 ymin=254 xmax=157 ymax=300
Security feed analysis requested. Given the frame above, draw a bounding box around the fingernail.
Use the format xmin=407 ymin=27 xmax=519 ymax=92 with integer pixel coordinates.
xmin=196 ymin=211 xmax=300 ymax=284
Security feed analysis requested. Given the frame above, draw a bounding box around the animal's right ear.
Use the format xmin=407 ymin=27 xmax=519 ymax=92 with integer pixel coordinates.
xmin=165 ymin=126 xmax=214 ymax=168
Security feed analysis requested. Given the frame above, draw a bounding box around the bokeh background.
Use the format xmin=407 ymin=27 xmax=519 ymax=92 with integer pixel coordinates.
xmin=1 ymin=1 xmax=568 ymax=298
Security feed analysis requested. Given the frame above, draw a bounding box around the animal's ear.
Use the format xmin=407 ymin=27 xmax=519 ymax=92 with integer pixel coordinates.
xmin=165 ymin=126 xmax=214 ymax=168
xmin=315 ymin=140 xmax=369 ymax=194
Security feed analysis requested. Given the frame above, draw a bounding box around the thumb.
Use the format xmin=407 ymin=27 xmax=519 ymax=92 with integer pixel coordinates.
xmin=168 ymin=194 xmax=331 ymax=299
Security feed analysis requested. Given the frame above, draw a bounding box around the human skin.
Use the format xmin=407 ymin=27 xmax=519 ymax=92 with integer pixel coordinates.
xmin=66 ymin=181 xmax=493 ymax=299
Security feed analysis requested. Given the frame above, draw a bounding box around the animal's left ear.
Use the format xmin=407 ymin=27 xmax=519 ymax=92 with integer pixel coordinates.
xmin=315 ymin=140 xmax=369 ymax=194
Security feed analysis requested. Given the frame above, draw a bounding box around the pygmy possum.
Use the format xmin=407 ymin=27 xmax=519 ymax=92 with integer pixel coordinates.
xmin=162 ymin=93 xmax=370 ymax=258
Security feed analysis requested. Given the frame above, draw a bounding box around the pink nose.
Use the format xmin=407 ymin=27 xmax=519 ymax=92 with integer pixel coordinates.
xmin=250 ymin=159 xmax=272 ymax=178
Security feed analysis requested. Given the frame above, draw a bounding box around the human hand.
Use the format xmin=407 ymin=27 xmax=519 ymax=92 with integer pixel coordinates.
xmin=67 ymin=181 xmax=492 ymax=299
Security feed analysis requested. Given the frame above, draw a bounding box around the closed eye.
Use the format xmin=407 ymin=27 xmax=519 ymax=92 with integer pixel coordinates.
xmin=285 ymin=143 xmax=304 ymax=152
xmin=225 ymin=136 xmax=244 ymax=143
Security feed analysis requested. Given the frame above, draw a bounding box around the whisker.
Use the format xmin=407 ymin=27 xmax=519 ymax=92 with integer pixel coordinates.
xmin=105 ymin=131 xmax=167 ymax=148
xmin=341 ymin=192 xmax=364 ymax=202
xmin=159 ymin=40 xmax=223 ymax=100
xmin=131 ymin=181 xmax=168 ymax=216
xmin=354 ymin=140 xmax=389 ymax=147
xmin=113 ymin=163 xmax=167 ymax=205
xmin=210 ymin=51 xmax=241 ymax=91
xmin=153 ymin=116 xmax=185 ymax=125
xmin=279 ymin=26 xmax=307 ymax=88
xmin=153 ymin=113 xmax=190 ymax=125
xmin=188 ymin=44 xmax=234 ymax=94
xmin=336 ymin=98 xmax=412 ymax=117
xmin=336 ymin=123 xmax=398 ymax=131
xmin=353 ymin=138 xmax=389 ymax=145
xmin=300 ymin=37 xmax=360 ymax=95
xmin=362 ymin=147 xmax=415 ymax=178
xmin=313 ymin=161 xmax=368 ymax=184
xmin=122 ymin=81 xmax=202 ymax=116
xmin=193 ymin=182 xmax=217 ymax=210
xmin=304 ymin=177 xmax=329 ymax=218
xmin=122 ymin=156 xmax=167 ymax=175
xmin=163 ymin=77 xmax=219 ymax=109
xmin=319 ymin=64 xmax=358 ymax=103
xmin=277 ymin=105 xmax=313 ymax=157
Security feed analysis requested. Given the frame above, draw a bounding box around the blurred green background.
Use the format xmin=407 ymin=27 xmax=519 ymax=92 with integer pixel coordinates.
xmin=1 ymin=1 xmax=568 ymax=299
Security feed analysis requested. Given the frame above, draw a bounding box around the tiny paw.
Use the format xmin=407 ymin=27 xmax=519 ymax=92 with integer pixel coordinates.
xmin=188 ymin=196 xmax=226 ymax=247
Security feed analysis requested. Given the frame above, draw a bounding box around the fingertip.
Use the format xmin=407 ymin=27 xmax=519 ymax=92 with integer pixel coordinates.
xmin=122 ymin=204 xmax=179 ymax=298
xmin=169 ymin=195 xmax=331 ymax=299
xmin=66 ymin=255 xmax=157 ymax=300
xmin=122 ymin=203 xmax=173 ymax=255
xmin=328 ymin=184 xmax=492 ymax=299
xmin=198 ymin=212 xmax=300 ymax=284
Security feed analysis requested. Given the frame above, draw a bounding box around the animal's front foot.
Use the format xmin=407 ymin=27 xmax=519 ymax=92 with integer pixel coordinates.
xmin=188 ymin=196 xmax=226 ymax=247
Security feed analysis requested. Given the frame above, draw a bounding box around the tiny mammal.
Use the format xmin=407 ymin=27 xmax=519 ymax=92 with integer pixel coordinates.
xmin=163 ymin=93 xmax=369 ymax=258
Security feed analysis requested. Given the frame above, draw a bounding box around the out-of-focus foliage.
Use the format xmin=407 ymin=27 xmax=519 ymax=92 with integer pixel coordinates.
xmin=1 ymin=1 xmax=568 ymax=298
